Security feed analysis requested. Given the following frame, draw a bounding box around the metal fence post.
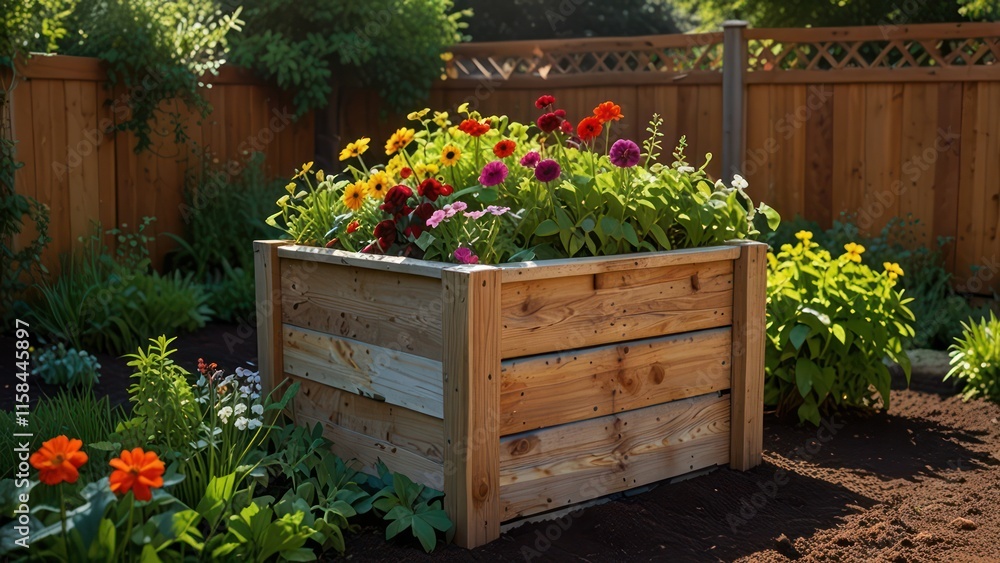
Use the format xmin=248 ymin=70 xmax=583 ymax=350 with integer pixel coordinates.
xmin=722 ymin=20 xmax=748 ymax=185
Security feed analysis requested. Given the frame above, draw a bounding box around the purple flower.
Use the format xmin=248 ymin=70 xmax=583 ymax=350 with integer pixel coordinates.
xmin=519 ymin=151 xmax=540 ymax=168
xmin=464 ymin=210 xmax=487 ymax=220
xmin=444 ymin=201 xmax=467 ymax=217
xmin=609 ymin=139 xmax=641 ymax=168
xmin=426 ymin=209 xmax=447 ymax=228
xmin=486 ymin=205 xmax=510 ymax=216
xmin=453 ymin=247 xmax=479 ymax=264
xmin=534 ymin=159 xmax=561 ymax=182
xmin=479 ymin=161 xmax=508 ymax=187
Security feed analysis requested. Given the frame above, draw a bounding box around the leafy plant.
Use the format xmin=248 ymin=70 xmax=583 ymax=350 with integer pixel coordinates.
xmin=33 ymin=343 xmax=101 ymax=388
xmin=370 ymin=461 xmax=452 ymax=553
xmin=947 ymin=312 xmax=1000 ymax=402
xmin=765 ymin=233 xmax=915 ymax=424
xmin=124 ymin=336 xmax=201 ymax=454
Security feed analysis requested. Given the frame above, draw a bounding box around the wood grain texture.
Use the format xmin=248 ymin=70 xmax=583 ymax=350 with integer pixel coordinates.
xmin=277 ymin=245 xmax=450 ymax=279
xmin=497 ymin=246 xmax=740 ymax=283
xmin=499 ymin=393 xmax=731 ymax=519
xmin=280 ymin=260 xmax=444 ymax=361
xmin=500 ymin=327 xmax=733 ymax=435
xmin=254 ymin=241 xmax=285 ymax=395
xmin=290 ymin=375 xmax=444 ymax=463
xmin=730 ymin=241 xmax=766 ymax=471
xmin=282 ymin=324 xmax=444 ymax=418
xmin=442 ymin=266 xmax=502 ymax=548
xmin=501 ymin=260 xmax=734 ymax=358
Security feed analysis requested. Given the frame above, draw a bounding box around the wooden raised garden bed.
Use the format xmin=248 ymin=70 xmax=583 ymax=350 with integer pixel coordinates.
xmin=254 ymin=239 xmax=767 ymax=548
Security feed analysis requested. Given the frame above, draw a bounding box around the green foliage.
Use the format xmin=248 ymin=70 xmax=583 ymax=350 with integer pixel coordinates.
xmin=0 ymin=0 xmax=73 ymax=61
xmin=129 ymin=270 xmax=213 ymax=335
xmin=227 ymin=0 xmax=468 ymax=115
xmin=765 ymin=236 xmax=915 ymax=425
xmin=369 ymin=461 xmax=452 ymax=553
xmin=947 ymin=312 xmax=1000 ymax=402
xmin=33 ymin=343 xmax=101 ymax=388
xmin=124 ymin=336 xmax=201 ymax=454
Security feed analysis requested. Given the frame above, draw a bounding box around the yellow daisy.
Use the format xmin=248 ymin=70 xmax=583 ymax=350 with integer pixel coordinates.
xmin=844 ymin=242 xmax=865 ymax=263
xmin=440 ymin=144 xmax=462 ymax=166
xmin=367 ymin=171 xmax=390 ymax=200
xmin=343 ymin=180 xmax=367 ymax=211
xmin=339 ymin=137 xmax=370 ymax=161
xmin=385 ymin=128 xmax=415 ymax=155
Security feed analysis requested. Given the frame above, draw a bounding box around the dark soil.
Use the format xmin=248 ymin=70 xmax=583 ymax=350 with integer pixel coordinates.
xmin=4 ymin=326 xmax=999 ymax=562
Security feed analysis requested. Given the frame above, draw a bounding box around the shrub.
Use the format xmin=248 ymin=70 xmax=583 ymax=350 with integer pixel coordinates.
xmin=765 ymin=232 xmax=915 ymax=425
xmin=947 ymin=312 xmax=1000 ymax=402
xmin=33 ymin=343 xmax=102 ymax=388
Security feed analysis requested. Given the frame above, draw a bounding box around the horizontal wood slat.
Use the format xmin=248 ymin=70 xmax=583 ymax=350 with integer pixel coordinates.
xmin=499 ymin=327 xmax=732 ymax=435
xmin=498 ymin=393 xmax=730 ymax=519
xmin=278 ymin=245 xmax=451 ymax=279
xmin=497 ymin=246 xmax=741 ymax=283
xmin=282 ymin=324 xmax=444 ymax=418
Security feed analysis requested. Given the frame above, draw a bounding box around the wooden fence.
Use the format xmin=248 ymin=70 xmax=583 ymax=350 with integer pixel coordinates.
xmin=3 ymin=55 xmax=314 ymax=271
xmin=339 ymin=22 xmax=1000 ymax=293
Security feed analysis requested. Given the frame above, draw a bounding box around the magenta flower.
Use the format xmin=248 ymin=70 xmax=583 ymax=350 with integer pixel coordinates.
xmin=479 ymin=161 xmax=508 ymax=187
xmin=534 ymin=159 xmax=561 ymax=182
xmin=609 ymin=139 xmax=641 ymax=168
xmin=486 ymin=205 xmax=510 ymax=216
xmin=453 ymin=247 xmax=479 ymax=264
xmin=426 ymin=209 xmax=447 ymax=228
xmin=464 ymin=210 xmax=487 ymax=220
xmin=520 ymin=151 xmax=540 ymax=168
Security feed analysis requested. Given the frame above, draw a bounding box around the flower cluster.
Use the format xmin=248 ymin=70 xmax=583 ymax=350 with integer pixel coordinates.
xmin=196 ymin=360 xmax=265 ymax=432
xmin=30 ymin=434 xmax=165 ymax=501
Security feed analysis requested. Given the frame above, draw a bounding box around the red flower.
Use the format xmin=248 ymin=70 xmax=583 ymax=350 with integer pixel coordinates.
xmin=536 ymin=112 xmax=561 ymax=133
xmin=577 ymin=116 xmax=603 ymax=141
xmin=593 ymin=101 xmax=623 ymax=123
xmin=559 ymin=120 xmax=573 ymax=134
xmin=535 ymin=94 xmax=556 ymax=109
xmin=554 ymin=109 xmax=566 ymax=118
xmin=417 ymin=177 xmax=453 ymax=202
xmin=346 ymin=220 xmax=359 ymax=234
xmin=380 ymin=185 xmax=413 ymax=217
xmin=458 ymin=119 xmax=490 ymax=137
xmin=373 ymin=220 xmax=397 ymax=251
xmin=400 ymin=167 xmax=412 ymax=179
xmin=493 ymin=140 xmax=516 ymax=158
xmin=405 ymin=203 xmax=436 ymax=238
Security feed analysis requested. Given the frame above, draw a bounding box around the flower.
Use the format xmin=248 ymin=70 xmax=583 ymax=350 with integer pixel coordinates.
xmin=400 ymin=167 xmax=412 ymax=179
xmin=29 ymin=436 xmax=88 ymax=485
xmin=454 ymin=247 xmax=479 ymax=264
xmin=535 ymin=95 xmax=556 ymax=108
xmin=385 ymin=128 xmax=415 ymax=155
xmin=534 ymin=159 xmax=561 ymax=182
xmin=536 ymin=112 xmax=561 ymax=133
xmin=444 ymin=201 xmax=467 ymax=217
xmin=426 ymin=209 xmax=448 ymax=229
xmin=844 ymin=242 xmax=866 ymax=263
xmin=432 ymin=111 xmax=449 ymax=128
xmin=247 ymin=419 xmax=262 ymax=430
xmin=795 ymin=230 xmax=813 ymax=242
xmin=343 ymin=180 xmax=367 ymax=211
xmin=418 ymin=177 xmax=453 ymax=201
xmin=732 ymin=174 xmax=749 ymax=190
xmin=234 ymin=417 xmax=249 ymax=430
xmin=381 ymin=185 xmax=413 ymax=217
xmin=493 ymin=139 xmax=516 ymax=158
xmin=234 ymin=403 xmax=247 ymax=415
xmin=367 ymin=171 xmax=391 ymax=200
xmin=373 ymin=220 xmax=397 ymax=251
xmin=414 ymin=162 xmax=439 ymax=178
xmin=593 ymin=101 xmax=623 ymax=123
xmin=440 ymin=145 xmax=462 ymax=166
xmin=520 ymin=151 xmax=540 ymax=168
xmin=347 ymin=220 xmax=360 ymax=234
xmin=559 ymin=120 xmax=574 ymax=134
xmin=284 ymin=182 xmax=296 ymax=194
xmin=338 ymin=137 xmax=370 ymax=161
xmin=458 ymin=119 xmax=490 ymax=137
xmin=109 ymin=448 xmax=165 ymax=502
xmin=218 ymin=406 xmax=233 ymax=423
xmin=406 ymin=202 xmax=436 ymax=238
xmin=407 ymin=108 xmax=430 ymax=121
xmin=464 ymin=210 xmax=487 ymax=220
xmin=609 ymin=139 xmax=641 ymax=168
xmin=251 ymin=404 xmax=264 ymax=416
xmin=479 ymin=161 xmax=509 ymax=187
xmin=486 ymin=205 xmax=510 ymax=216
xmin=577 ymin=117 xmax=602 ymax=141
xmin=884 ymin=262 xmax=904 ymax=280
xmin=316 ymin=170 xmax=325 ymax=182
xmin=385 ymin=154 xmax=406 ymax=178
xmin=677 ymin=165 xmax=696 ymax=173
xmin=293 ymin=161 xmax=314 ymax=179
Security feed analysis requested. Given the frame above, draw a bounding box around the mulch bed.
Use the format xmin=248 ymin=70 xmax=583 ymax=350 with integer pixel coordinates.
xmin=3 ymin=325 xmax=999 ymax=562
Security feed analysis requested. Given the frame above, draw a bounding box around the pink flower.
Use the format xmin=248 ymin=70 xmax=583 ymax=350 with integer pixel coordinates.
xmin=609 ymin=139 xmax=641 ymax=168
xmin=453 ymin=247 xmax=479 ymax=264
xmin=520 ymin=151 xmax=540 ymax=168
xmin=486 ymin=205 xmax=510 ymax=216
xmin=464 ymin=210 xmax=487 ymax=220
xmin=479 ymin=161 xmax=508 ymax=187
xmin=534 ymin=159 xmax=561 ymax=182
xmin=426 ymin=209 xmax=447 ymax=228
xmin=444 ymin=201 xmax=468 ymax=217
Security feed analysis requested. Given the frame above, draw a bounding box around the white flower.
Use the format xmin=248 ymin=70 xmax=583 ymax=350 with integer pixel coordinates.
xmin=234 ymin=417 xmax=249 ymax=430
xmin=247 ymin=418 xmax=262 ymax=430
xmin=234 ymin=403 xmax=247 ymax=415
xmin=250 ymin=392 xmax=260 ymax=400
xmin=217 ymin=406 xmax=233 ymax=424
xmin=240 ymin=385 xmax=251 ymax=395
xmin=678 ymin=165 xmax=695 ymax=174
xmin=732 ymin=174 xmax=749 ymax=190
xmin=251 ymin=404 xmax=264 ymax=415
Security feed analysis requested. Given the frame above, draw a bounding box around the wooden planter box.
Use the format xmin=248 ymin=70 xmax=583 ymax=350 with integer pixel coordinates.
xmin=254 ymin=240 xmax=766 ymax=548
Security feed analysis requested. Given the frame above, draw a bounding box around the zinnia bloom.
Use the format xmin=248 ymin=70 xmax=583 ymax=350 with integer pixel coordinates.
xmin=109 ymin=448 xmax=165 ymax=502
xmin=405 ymin=203 xmax=436 ymax=238
xmin=385 ymin=128 xmax=415 ymax=155
xmin=593 ymin=101 xmax=623 ymax=123
xmin=29 ymin=435 xmax=88 ymax=485
xmin=609 ymin=139 xmax=641 ymax=168
xmin=534 ymin=159 xmax=561 ymax=182
xmin=418 ymin=177 xmax=453 ymax=201
xmin=535 ymin=94 xmax=556 ymax=109
xmin=454 ymin=247 xmax=479 ymax=264
xmin=381 ymin=185 xmax=414 ymax=217
xmin=520 ymin=151 xmax=540 ymax=168
xmin=559 ymin=120 xmax=574 ymax=134
xmin=367 ymin=171 xmax=390 ymax=200
xmin=343 ymin=180 xmax=367 ymax=211
xmin=338 ymin=137 xmax=370 ymax=161
xmin=458 ymin=119 xmax=490 ymax=137
xmin=536 ymin=112 xmax=561 ymax=133
xmin=479 ymin=161 xmax=509 ymax=187
xmin=493 ymin=140 xmax=516 ymax=158
xmin=577 ymin=117 xmax=603 ymax=141
xmin=843 ymin=242 xmax=866 ymax=263
xmin=440 ymin=145 xmax=462 ymax=166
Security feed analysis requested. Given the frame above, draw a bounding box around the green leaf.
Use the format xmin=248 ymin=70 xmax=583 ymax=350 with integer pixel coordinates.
xmin=795 ymin=357 xmax=820 ymax=397
xmin=789 ymin=324 xmax=811 ymax=350
xmin=534 ymin=219 xmax=559 ymax=237
xmin=831 ymin=324 xmax=847 ymax=345
xmin=412 ymin=515 xmax=437 ymax=552
xmin=757 ymin=202 xmax=781 ymax=230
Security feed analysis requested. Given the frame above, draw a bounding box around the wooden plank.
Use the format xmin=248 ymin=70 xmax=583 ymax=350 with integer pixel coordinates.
xmin=861 ymin=84 xmax=903 ymax=232
xmin=442 ymin=265 xmax=502 ymax=548
xmin=280 ymin=259 xmax=444 ymax=360
xmin=16 ymin=54 xmax=107 ymax=80
xmin=744 ymin=22 xmax=1000 ymax=42
xmin=63 ymin=80 xmax=90 ymax=243
xmin=501 ymin=260 xmax=734 ymax=358
xmin=277 ymin=245 xmax=450 ymax=279
xmin=983 ymin=83 xmax=1000 ymax=294
xmin=497 ymin=245 xmax=740 ymax=283
xmin=933 ymin=82 xmax=963 ymax=273
xmin=289 ymin=375 xmax=444 ymax=463
xmin=95 ymin=80 xmax=116 ymax=233
xmin=254 ymin=240 xmax=285 ymax=395
xmin=730 ymin=241 xmax=766 ymax=471
xmin=745 ymin=67 xmax=1000 ymax=84
xmin=743 ymin=84 xmax=772 ymax=204
xmin=499 ymin=327 xmax=732 ymax=435
xmin=898 ymin=83 xmax=939 ymax=231
xmin=297 ymin=412 xmax=445 ymax=491
xmin=9 ymin=79 xmax=40 ymax=265
xmin=955 ymin=82 xmax=980 ymax=289
xmin=499 ymin=392 xmax=730 ymax=520
xmin=282 ymin=324 xmax=444 ymax=418
xmin=804 ymin=84 xmax=835 ymax=227
xmin=832 ymin=84 xmax=866 ymax=225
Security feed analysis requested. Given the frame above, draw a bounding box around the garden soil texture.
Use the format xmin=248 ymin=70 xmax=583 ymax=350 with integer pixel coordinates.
xmin=4 ymin=327 xmax=999 ymax=562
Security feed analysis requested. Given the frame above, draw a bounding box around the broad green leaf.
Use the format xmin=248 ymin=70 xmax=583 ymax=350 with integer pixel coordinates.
xmin=788 ymin=324 xmax=810 ymax=350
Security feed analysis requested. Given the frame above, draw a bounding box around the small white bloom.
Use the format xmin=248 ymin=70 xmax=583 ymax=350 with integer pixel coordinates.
xmin=250 ymin=393 xmax=260 ymax=400
xmin=251 ymin=404 xmax=264 ymax=415
xmin=732 ymin=174 xmax=749 ymax=190
xmin=247 ymin=418 xmax=262 ymax=430
xmin=217 ymin=406 xmax=233 ymax=424
xmin=234 ymin=403 xmax=247 ymax=415
xmin=240 ymin=385 xmax=251 ymax=395
xmin=678 ymin=165 xmax=695 ymax=174
xmin=234 ymin=417 xmax=249 ymax=430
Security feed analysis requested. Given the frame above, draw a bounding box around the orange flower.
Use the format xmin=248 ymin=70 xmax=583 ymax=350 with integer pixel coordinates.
xmin=593 ymin=101 xmax=623 ymax=124
xmin=493 ymin=139 xmax=516 ymax=158
xmin=577 ymin=116 xmax=603 ymax=141
xmin=109 ymin=448 xmax=165 ymax=501
xmin=29 ymin=435 xmax=88 ymax=485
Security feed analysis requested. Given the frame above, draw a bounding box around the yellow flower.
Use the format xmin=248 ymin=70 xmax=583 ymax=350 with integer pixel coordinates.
xmin=433 ymin=111 xmax=449 ymax=128
xmin=343 ymin=180 xmax=367 ymax=211
xmin=415 ymin=162 xmax=439 ymax=178
xmin=407 ymin=108 xmax=430 ymax=121
xmin=385 ymin=128 xmax=415 ymax=155
xmin=794 ymin=230 xmax=813 ymax=242
xmin=316 ymin=170 xmax=325 ymax=182
xmin=883 ymin=262 xmax=904 ymax=280
xmin=285 ymin=182 xmax=296 ymax=194
xmin=780 ymin=243 xmax=793 ymax=253
xmin=339 ymin=137 xmax=371 ymax=161
xmin=367 ymin=171 xmax=390 ymax=200
xmin=385 ymin=155 xmax=405 ymax=179
xmin=440 ymin=144 xmax=462 ymax=166
xmin=457 ymin=102 xmax=470 ymax=114
xmin=843 ymin=242 xmax=865 ymax=263
xmin=294 ymin=161 xmax=314 ymax=178
xmin=440 ymin=52 xmax=454 ymax=62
